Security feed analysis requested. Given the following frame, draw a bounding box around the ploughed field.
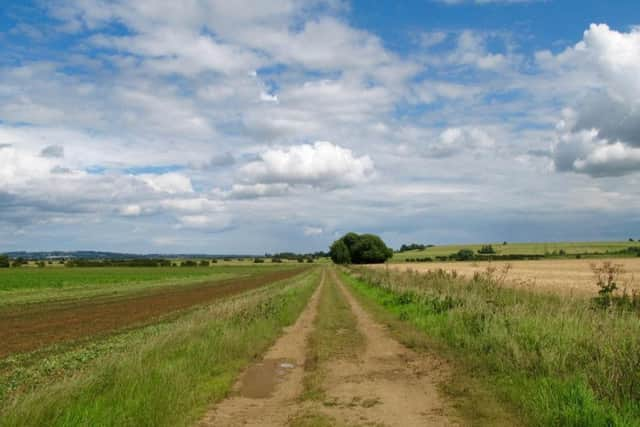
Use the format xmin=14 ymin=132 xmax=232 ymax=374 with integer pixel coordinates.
xmin=0 ymin=265 xmax=305 ymax=358
xmin=378 ymin=257 xmax=640 ymax=295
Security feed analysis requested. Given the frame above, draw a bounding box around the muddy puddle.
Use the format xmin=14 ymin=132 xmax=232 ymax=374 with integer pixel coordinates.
xmin=238 ymin=358 xmax=297 ymax=398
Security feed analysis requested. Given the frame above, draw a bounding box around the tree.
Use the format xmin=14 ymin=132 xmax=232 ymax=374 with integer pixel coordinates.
xmin=329 ymin=232 xmax=392 ymax=264
xmin=0 ymin=255 xmax=9 ymax=268
xmin=330 ymin=239 xmax=351 ymax=264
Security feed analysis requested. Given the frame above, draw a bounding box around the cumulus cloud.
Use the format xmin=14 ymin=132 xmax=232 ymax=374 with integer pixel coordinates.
xmin=424 ymin=127 xmax=495 ymax=158
xmin=241 ymin=141 xmax=375 ymax=188
xmin=139 ymin=173 xmax=193 ymax=194
xmin=229 ymin=183 xmax=290 ymax=199
xmin=543 ymin=24 xmax=640 ymax=176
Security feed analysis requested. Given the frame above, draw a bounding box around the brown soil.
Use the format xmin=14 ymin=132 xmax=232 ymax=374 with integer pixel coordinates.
xmin=316 ymin=270 xmax=462 ymax=426
xmin=199 ymin=269 xmax=326 ymax=427
xmin=0 ymin=268 xmax=307 ymax=359
xmin=201 ymin=269 xmax=463 ymax=427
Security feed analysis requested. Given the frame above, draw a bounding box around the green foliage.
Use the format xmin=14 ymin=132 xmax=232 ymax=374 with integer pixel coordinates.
xmin=455 ymin=248 xmax=475 ymax=261
xmin=0 ymin=255 xmax=9 ymax=268
xmin=0 ymin=271 xmax=317 ymax=427
xmin=329 ymin=239 xmax=351 ymax=264
xmin=329 ymin=232 xmax=392 ymax=264
xmin=345 ymin=267 xmax=640 ymax=426
xmin=477 ymin=244 xmax=496 ymax=254
xmin=253 ymin=258 xmax=264 ymax=263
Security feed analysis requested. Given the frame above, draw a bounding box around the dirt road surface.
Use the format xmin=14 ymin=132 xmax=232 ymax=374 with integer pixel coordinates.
xmin=199 ymin=270 xmax=326 ymax=426
xmin=319 ymin=270 xmax=461 ymax=426
xmin=202 ymin=268 xmax=462 ymax=426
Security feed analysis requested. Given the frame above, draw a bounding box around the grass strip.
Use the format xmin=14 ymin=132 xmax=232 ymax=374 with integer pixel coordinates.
xmin=301 ymin=270 xmax=364 ymax=402
xmin=0 ymin=269 xmax=318 ymax=427
xmin=343 ymin=267 xmax=640 ymax=427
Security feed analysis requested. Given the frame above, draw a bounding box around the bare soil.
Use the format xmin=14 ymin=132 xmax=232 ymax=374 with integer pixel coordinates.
xmin=199 ymin=270 xmax=326 ymax=426
xmin=201 ymin=268 xmax=463 ymax=426
xmin=0 ymin=268 xmax=307 ymax=358
xmin=316 ymin=270 xmax=462 ymax=426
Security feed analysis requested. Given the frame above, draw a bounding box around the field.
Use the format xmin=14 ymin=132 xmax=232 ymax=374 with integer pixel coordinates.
xmin=392 ymin=240 xmax=640 ymax=261
xmin=378 ymin=258 xmax=640 ymax=295
xmin=2 ymin=256 xmax=640 ymax=426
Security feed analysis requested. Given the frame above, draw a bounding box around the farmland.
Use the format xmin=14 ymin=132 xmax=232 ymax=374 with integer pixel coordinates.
xmin=378 ymin=257 xmax=640 ymax=295
xmin=392 ymin=240 xmax=640 ymax=262
xmin=2 ymin=250 xmax=640 ymax=426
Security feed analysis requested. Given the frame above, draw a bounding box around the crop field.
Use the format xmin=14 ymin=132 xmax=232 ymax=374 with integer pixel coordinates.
xmin=378 ymin=257 xmax=640 ymax=295
xmin=392 ymin=240 xmax=640 ymax=261
xmin=0 ymin=264 xmax=300 ymax=307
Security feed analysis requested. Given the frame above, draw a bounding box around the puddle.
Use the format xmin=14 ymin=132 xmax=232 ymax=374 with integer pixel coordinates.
xmin=238 ymin=358 xmax=297 ymax=398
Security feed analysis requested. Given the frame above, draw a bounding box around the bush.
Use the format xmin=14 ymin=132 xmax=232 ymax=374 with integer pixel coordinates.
xmin=477 ymin=244 xmax=496 ymax=254
xmin=253 ymin=258 xmax=264 ymax=263
xmin=330 ymin=232 xmax=393 ymax=264
xmin=0 ymin=255 xmax=9 ymax=268
xmin=455 ymin=249 xmax=475 ymax=261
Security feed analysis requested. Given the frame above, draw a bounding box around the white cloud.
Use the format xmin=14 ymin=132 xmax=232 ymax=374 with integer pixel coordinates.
xmin=544 ymin=24 xmax=640 ymax=176
xmin=139 ymin=173 xmax=193 ymax=194
xmin=303 ymin=226 xmax=323 ymax=236
xmin=241 ymin=141 xmax=375 ymax=187
xmin=424 ymin=127 xmax=495 ymax=158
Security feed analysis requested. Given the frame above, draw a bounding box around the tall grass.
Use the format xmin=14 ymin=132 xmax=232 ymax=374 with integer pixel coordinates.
xmin=0 ymin=270 xmax=318 ymax=427
xmin=344 ymin=267 xmax=640 ymax=426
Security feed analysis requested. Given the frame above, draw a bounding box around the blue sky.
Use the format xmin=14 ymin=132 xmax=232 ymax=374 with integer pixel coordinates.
xmin=1 ymin=0 xmax=639 ymax=253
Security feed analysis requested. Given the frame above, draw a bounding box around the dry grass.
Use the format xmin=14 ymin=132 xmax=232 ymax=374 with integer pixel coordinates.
xmin=374 ymin=258 xmax=640 ymax=296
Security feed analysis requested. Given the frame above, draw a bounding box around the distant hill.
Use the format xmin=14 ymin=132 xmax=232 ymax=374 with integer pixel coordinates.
xmin=2 ymin=251 xmax=255 ymax=260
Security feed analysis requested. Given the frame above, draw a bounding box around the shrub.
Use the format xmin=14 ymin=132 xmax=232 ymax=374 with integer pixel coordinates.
xmin=330 ymin=232 xmax=393 ymax=264
xmin=455 ymin=249 xmax=475 ymax=261
xmin=0 ymin=255 xmax=9 ymax=268
xmin=478 ymin=244 xmax=496 ymax=254
xmin=253 ymin=258 xmax=264 ymax=263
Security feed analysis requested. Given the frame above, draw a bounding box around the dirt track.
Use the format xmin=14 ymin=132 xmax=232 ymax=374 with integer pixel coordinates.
xmin=200 ymin=270 xmax=326 ymax=426
xmin=0 ymin=268 xmax=307 ymax=358
xmin=201 ymin=268 xmax=461 ymax=426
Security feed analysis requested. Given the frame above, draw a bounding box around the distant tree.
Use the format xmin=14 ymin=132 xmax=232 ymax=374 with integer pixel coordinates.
xmin=199 ymin=260 xmax=209 ymax=267
xmin=210 ymin=259 xmax=218 ymax=264
xmin=330 ymin=233 xmax=392 ymax=264
xmin=478 ymin=245 xmax=496 ymax=254
xmin=253 ymin=258 xmax=264 ymax=263
xmin=330 ymin=239 xmax=351 ymax=264
xmin=630 ymin=238 xmax=635 ymax=242
xmin=455 ymin=249 xmax=475 ymax=261
xmin=503 ymin=241 xmax=508 ymax=245
xmin=0 ymin=255 xmax=9 ymax=268
xmin=181 ymin=260 xmax=197 ymax=267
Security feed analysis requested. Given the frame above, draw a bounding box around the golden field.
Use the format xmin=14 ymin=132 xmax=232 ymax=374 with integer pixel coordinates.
xmin=373 ymin=258 xmax=640 ymax=296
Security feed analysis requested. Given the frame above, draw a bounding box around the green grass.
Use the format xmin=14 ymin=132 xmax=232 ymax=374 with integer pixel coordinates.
xmin=302 ymin=270 xmax=364 ymax=402
xmin=392 ymin=240 xmax=640 ymax=261
xmin=0 ymin=269 xmax=319 ymax=427
xmin=0 ymin=265 xmax=294 ymax=306
xmin=344 ymin=267 xmax=640 ymax=426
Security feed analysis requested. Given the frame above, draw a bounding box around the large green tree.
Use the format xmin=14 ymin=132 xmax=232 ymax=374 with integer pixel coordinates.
xmin=329 ymin=232 xmax=393 ymax=264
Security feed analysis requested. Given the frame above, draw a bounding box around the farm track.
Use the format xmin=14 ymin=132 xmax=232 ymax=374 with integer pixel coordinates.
xmin=0 ymin=267 xmax=308 ymax=359
xmin=202 ymin=268 xmax=462 ymax=426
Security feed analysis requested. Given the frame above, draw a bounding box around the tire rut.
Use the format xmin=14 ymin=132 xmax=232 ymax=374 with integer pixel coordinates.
xmin=198 ymin=270 xmax=326 ymax=427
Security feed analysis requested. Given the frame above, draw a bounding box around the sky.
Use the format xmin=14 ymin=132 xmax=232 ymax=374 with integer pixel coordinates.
xmin=1 ymin=0 xmax=640 ymax=254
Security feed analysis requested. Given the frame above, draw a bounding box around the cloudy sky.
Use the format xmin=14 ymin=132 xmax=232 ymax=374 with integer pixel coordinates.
xmin=1 ymin=0 xmax=639 ymax=254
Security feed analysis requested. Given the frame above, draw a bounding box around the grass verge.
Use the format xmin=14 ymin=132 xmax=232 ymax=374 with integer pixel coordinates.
xmin=0 ymin=269 xmax=318 ymax=427
xmin=301 ymin=270 xmax=364 ymax=402
xmin=343 ymin=267 xmax=640 ymax=427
